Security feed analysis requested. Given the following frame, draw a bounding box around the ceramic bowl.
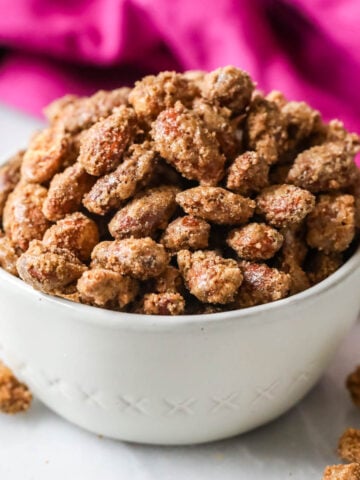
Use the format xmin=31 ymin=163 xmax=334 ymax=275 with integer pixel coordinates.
xmin=0 ymin=247 xmax=360 ymax=445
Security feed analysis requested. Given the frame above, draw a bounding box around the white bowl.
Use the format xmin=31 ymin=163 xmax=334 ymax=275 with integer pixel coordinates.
xmin=0 ymin=247 xmax=360 ymax=445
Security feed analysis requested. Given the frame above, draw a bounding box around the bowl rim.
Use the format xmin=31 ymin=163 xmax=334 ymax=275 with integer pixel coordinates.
xmin=1 ymin=243 xmax=360 ymax=330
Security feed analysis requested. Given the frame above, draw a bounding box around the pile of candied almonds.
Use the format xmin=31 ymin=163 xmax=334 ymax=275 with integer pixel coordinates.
xmin=0 ymin=66 xmax=359 ymax=317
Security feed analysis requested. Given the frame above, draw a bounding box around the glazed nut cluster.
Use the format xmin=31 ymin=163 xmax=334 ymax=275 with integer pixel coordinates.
xmin=0 ymin=66 xmax=359 ymax=315
xmin=0 ymin=361 xmax=32 ymax=414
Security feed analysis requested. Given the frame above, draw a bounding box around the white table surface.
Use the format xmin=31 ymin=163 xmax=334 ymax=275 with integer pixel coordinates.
xmin=0 ymin=103 xmax=359 ymax=480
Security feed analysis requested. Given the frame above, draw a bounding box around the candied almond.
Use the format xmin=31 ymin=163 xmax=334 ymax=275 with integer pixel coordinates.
xmin=236 ymin=261 xmax=291 ymax=307
xmin=3 ymin=183 xmax=50 ymax=251
xmin=281 ymin=101 xmax=322 ymax=150
xmin=192 ymin=98 xmax=240 ymax=158
xmin=176 ymin=186 xmax=255 ymax=225
xmin=256 ymin=184 xmax=315 ymax=228
xmin=283 ymin=262 xmax=310 ymax=295
xmin=150 ymin=266 xmax=184 ymax=294
xmin=226 ymin=151 xmax=269 ymax=196
xmin=78 ymin=106 xmax=137 ymax=176
xmin=227 ymin=223 xmax=283 ymax=261
xmin=287 ymin=142 xmax=358 ymax=192
xmin=161 ymin=215 xmax=210 ymax=252
xmin=347 ymin=170 xmax=360 ymax=228
xmin=276 ymin=227 xmax=310 ymax=294
xmin=91 ymin=238 xmax=169 ymax=280
xmin=177 ymin=249 xmax=243 ymax=304
xmin=44 ymin=94 xmax=78 ymax=126
xmin=306 ymin=194 xmax=355 ymax=253
xmin=45 ymin=88 xmax=131 ymax=133
xmin=280 ymin=226 xmax=308 ymax=266
xmin=109 ymin=185 xmax=179 ymax=239
xmin=43 ymin=163 xmax=95 ymax=221
xmin=0 ymin=232 xmax=20 ymax=276
xmin=136 ymin=292 xmax=185 ymax=315
xmin=17 ymin=240 xmax=87 ymax=294
xmin=245 ymin=95 xmax=287 ymax=165
xmin=276 ymin=255 xmax=310 ymax=295
xmin=129 ymin=71 xmax=198 ymax=121
xmin=83 ymin=142 xmax=155 ymax=215
xmin=202 ymin=66 xmax=254 ymax=113
xmin=321 ymin=119 xmax=360 ymax=156
xmin=77 ymin=268 xmax=138 ymax=309
xmin=151 ymin=102 xmax=226 ymax=185
xmin=43 ymin=212 xmax=99 ymax=262
xmin=265 ymin=90 xmax=287 ymax=107
xmin=21 ymin=126 xmax=72 ymax=184
xmin=0 ymin=150 xmax=23 ymax=217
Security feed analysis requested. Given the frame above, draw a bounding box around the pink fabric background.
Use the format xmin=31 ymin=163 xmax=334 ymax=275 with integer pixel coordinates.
xmin=0 ymin=0 xmax=359 ymax=135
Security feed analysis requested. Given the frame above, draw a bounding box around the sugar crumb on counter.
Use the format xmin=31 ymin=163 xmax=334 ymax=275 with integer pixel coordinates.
xmin=338 ymin=428 xmax=360 ymax=463
xmin=322 ymin=463 xmax=360 ymax=480
xmin=0 ymin=361 xmax=32 ymax=414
